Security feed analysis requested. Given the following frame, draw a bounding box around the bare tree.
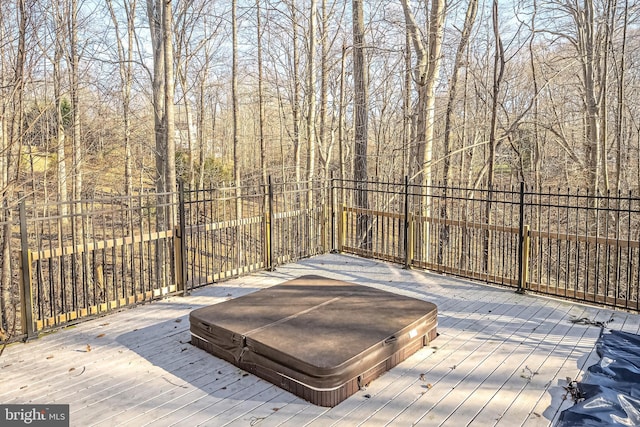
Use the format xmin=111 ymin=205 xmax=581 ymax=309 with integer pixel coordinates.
xmin=232 ymin=0 xmax=241 ymax=217
xmin=68 ymin=0 xmax=82 ymax=202
xmin=439 ymin=0 xmax=478 ymax=264
xmin=306 ymin=0 xmax=317 ymax=206
xmin=0 ymin=0 xmax=27 ymax=338
xmin=291 ymin=0 xmax=302 ymax=187
xmin=145 ymin=0 xmax=166 ymax=198
xmin=163 ymin=0 xmax=176 ymax=218
xmin=257 ymin=0 xmax=267 ymax=187
xmin=400 ymin=0 xmax=446 ymax=187
xmin=352 ymin=0 xmax=369 ymax=249
xmin=483 ymin=0 xmax=505 ymax=272
xmin=53 ymin=0 xmax=68 ymax=215
xmin=106 ymin=0 xmax=137 ymax=197
xmin=442 ymin=0 xmax=478 ymax=189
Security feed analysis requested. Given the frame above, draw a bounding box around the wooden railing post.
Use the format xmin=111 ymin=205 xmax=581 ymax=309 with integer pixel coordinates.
xmin=330 ymin=174 xmax=336 ymax=252
xmin=19 ymin=198 xmax=37 ymax=340
xmin=403 ymin=176 xmax=412 ymax=269
xmin=517 ymin=181 xmax=527 ymax=294
xmin=265 ymin=176 xmax=274 ymax=270
xmin=519 ymin=225 xmax=530 ymax=293
xmin=407 ymin=213 xmax=415 ymax=268
xmin=337 ymin=204 xmax=347 ymax=252
xmin=175 ymin=180 xmax=187 ymax=296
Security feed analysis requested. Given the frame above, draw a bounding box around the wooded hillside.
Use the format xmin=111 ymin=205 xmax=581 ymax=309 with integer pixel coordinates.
xmin=2 ymin=0 xmax=639 ymax=198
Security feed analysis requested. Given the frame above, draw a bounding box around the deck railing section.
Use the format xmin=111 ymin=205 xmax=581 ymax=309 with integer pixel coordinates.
xmin=7 ymin=178 xmax=640 ymax=341
xmin=335 ymin=179 xmax=640 ymax=312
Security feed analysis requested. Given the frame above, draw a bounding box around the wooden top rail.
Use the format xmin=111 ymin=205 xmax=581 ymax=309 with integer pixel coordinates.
xmin=417 ymin=216 xmax=520 ymax=234
xmin=530 ymin=230 xmax=640 ymax=248
xmin=184 ymin=215 xmax=263 ymax=234
xmin=343 ymin=206 xmax=404 ymax=220
xmin=31 ymin=230 xmax=174 ymax=261
xmin=342 ymin=206 xmax=640 ymax=249
xmin=342 ymin=206 xmax=520 ymax=234
xmin=273 ymin=207 xmax=320 ymax=220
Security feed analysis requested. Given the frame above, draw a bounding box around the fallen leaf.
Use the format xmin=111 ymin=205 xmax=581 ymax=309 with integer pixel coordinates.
xmin=96 ymin=333 xmax=105 ymax=338
xmin=100 ymin=323 xmax=109 ymax=326
xmin=427 ymin=383 xmax=433 ymax=389
xmin=69 ymin=367 xmax=75 ymax=372
xmin=175 ymin=319 xmax=182 ymax=323
xmin=86 ymin=344 xmax=91 ymax=352
xmin=46 ymin=355 xmax=54 ymax=359
xmin=272 ymin=408 xmax=280 ymax=412
xmin=20 ymin=385 xmax=27 ymax=390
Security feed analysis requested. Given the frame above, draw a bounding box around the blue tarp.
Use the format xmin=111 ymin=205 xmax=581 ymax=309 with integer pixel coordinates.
xmin=557 ymin=330 xmax=640 ymax=426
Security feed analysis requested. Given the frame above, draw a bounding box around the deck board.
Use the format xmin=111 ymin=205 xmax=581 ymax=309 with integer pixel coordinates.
xmin=2 ymin=253 xmax=638 ymax=427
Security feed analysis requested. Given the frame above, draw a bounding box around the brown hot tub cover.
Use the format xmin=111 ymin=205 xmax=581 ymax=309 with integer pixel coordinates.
xmin=190 ymin=275 xmax=438 ymax=407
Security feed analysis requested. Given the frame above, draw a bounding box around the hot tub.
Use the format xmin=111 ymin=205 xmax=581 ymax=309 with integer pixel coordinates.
xmin=190 ymin=275 xmax=438 ymax=407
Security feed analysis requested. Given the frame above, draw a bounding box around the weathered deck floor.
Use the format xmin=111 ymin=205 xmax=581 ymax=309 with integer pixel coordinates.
xmin=3 ymin=253 xmax=639 ymax=426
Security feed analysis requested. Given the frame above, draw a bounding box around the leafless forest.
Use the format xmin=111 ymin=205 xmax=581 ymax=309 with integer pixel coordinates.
xmin=1 ymin=0 xmax=640 ymax=338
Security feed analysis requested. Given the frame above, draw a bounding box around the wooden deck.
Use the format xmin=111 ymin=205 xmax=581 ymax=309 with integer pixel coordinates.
xmin=2 ymin=253 xmax=639 ymax=426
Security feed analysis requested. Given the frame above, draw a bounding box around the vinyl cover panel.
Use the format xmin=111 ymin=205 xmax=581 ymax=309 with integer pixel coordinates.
xmin=190 ymin=275 xmax=438 ymax=406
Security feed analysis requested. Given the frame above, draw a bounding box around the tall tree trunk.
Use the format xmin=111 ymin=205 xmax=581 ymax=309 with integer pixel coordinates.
xmin=177 ymin=66 xmax=194 ymax=188
xmin=439 ymin=0 xmax=477 ymax=264
xmin=1 ymin=0 xmax=27 ymax=337
xmin=529 ymin=0 xmax=541 ymax=193
xmin=442 ymin=0 xmax=477 ymax=189
xmin=306 ymin=0 xmax=317 ymax=206
xmin=401 ymin=0 xmax=446 ymax=187
xmin=401 ymin=0 xmax=446 ymax=264
xmin=291 ymin=0 xmax=301 ymax=190
xmin=615 ymin=0 xmax=628 ymax=192
xmin=580 ymin=0 xmax=601 ymax=197
xmin=338 ymin=41 xmax=347 ymax=200
xmin=403 ymin=32 xmax=411 ymax=179
xmin=599 ymin=0 xmax=615 ymax=193
xmin=232 ymin=0 xmax=241 ymax=217
xmin=146 ymin=0 xmax=166 ymax=287
xmin=318 ymin=0 xmax=329 ymax=182
xmin=106 ymin=0 xmax=136 ymax=196
xmin=197 ymin=63 xmax=209 ymax=191
xmin=124 ymin=0 xmax=135 ymax=197
xmin=163 ymin=0 xmax=176 ymax=224
xmin=352 ymin=0 xmax=370 ymax=249
xmin=146 ymin=0 xmax=166 ymax=211
xmin=54 ymin=1 xmax=68 ymax=217
xmin=483 ymin=0 xmax=505 ymax=273
xmin=69 ymin=0 xmax=82 ymax=202
xmin=257 ymin=0 xmax=266 ymax=188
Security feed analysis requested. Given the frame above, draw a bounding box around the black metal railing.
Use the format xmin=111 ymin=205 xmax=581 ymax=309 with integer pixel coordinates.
xmin=15 ymin=191 xmax=179 ymax=339
xmin=524 ymin=189 xmax=640 ymax=311
xmin=335 ymin=179 xmax=640 ymax=311
xmin=4 ymin=178 xmax=640 ymax=342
